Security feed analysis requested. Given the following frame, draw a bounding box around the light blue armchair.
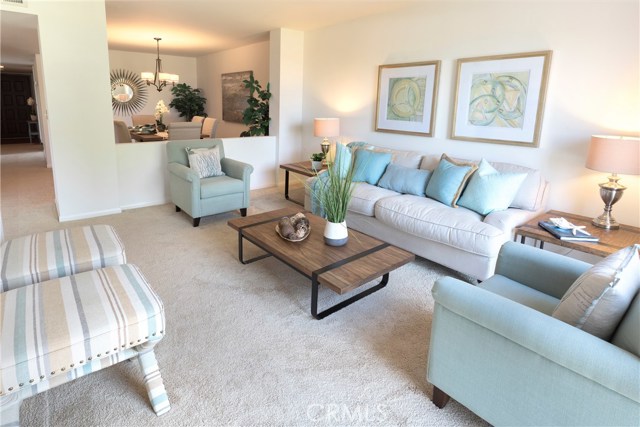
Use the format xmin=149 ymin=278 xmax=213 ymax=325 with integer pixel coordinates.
xmin=427 ymin=242 xmax=640 ymax=426
xmin=166 ymin=139 xmax=253 ymax=227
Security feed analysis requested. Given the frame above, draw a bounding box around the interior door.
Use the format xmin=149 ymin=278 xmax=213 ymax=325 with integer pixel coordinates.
xmin=1 ymin=73 xmax=33 ymax=141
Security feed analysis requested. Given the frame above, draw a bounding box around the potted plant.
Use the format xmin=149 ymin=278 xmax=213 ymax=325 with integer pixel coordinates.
xmin=240 ymin=73 xmax=271 ymax=137
xmin=154 ymin=99 xmax=169 ymax=131
xmin=309 ymin=148 xmax=356 ymax=246
xmin=27 ymin=97 xmax=37 ymax=121
xmin=169 ymin=83 xmax=206 ymax=121
xmin=310 ymin=153 xmax=325 ymax=171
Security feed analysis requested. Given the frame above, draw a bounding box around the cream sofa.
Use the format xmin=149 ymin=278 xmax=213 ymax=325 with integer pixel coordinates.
xmin=305 ymin=145 xmax=549 ymax=280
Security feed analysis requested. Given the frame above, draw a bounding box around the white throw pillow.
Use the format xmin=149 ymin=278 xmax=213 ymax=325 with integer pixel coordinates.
xmin=186 ymin=146 xmax=225 ymax=179
xmin=552 ymin=244 xmax=640 ymax=340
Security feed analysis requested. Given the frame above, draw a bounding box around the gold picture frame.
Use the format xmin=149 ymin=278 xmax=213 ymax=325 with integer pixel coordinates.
xmin=375 ymin=61 xmax=441 ymax=137
xmin=451 ymin=50 xmax=552 ymax=147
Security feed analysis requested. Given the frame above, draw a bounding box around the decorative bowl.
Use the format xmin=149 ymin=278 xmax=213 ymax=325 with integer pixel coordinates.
xmin=276 ymin=223 xmax=310 ymax=242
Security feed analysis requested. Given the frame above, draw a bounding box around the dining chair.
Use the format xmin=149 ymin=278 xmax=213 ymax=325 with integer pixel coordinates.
xmin=191 ymin=116 xmax=205 ymax=124
xmin=114 ymin=120 xmax=132 ymax=143
xmin=132 ymin=114 xmax=156 ymax=127
xmin=167 ymin=122 xmax=203 ymax=140
xmin=201 ymin=117 xmax=219 ymax=138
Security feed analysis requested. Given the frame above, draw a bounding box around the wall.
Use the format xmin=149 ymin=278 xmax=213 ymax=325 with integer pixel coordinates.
xmin=11 ymin=0 xmax=122 ymax=221
xmin=196 ymin=41 xmax=270 ymax=138
xmin=303 ymin=1 xmax=640 ymax=226
xmin=109 ymin=50 xmax=198 ymax=126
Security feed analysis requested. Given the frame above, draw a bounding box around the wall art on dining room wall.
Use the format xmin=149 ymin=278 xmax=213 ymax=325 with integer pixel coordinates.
xmin=375 ymin=61 xmax=441 ymax=137
xmin=451 ymin=50 xmax=552 ymax=147
xmin=221 ymin=70 xmax=252 ymax=123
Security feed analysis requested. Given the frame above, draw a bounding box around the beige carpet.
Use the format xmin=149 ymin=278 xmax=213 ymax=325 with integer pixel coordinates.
xmin=1 ymin=144 xmax=486 ymax=426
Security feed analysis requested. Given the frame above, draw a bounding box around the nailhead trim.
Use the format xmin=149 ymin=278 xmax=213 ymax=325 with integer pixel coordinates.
xmin=1 ymin=331 xmax=163 ymax=395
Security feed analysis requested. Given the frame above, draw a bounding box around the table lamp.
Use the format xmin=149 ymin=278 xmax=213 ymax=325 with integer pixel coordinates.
xmin=585 ymin=135 xmax=640 ymax=229
xmin=314 ymin=118 xmax=340 ymax=157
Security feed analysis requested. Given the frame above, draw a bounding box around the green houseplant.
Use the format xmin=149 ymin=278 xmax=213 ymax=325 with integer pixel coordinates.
xmin=309 ymin=149 xmax=356 ymax=246
xmin=169 ymin=83 xmax=206 ymax=121
xmin=310 ymin=153 xmax=325 ymax=171
xmin=240 ymin=74 xmax=271 ymax=137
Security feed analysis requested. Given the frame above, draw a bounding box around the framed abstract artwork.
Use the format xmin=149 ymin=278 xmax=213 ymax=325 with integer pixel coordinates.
xmin=221 ymin=70 xmax=251 ymax=123
xmin=451 ymin=50 xmax=552 ymax=147
xmin=375 ymin=61 xmax=441 ymax=137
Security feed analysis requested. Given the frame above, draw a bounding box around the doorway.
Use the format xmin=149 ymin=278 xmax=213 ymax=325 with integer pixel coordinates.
xmin=1 ymin=72 xmax=36 ymax=143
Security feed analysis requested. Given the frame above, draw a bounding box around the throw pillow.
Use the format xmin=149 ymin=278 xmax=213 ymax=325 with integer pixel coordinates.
xmin=378 ymin=164 xmax=432 ymax=196
xmin=332 ymin=143 xmax=353 ymax=179
xmin=457 ymin=159 xmax=527 ymax=215
xmin=351 ymin=149 xmax=393 ymax=185
xmin=552 ymin=244 xmax=640 ymax=340
xmin=425 ymin=154 xmax=478 ymax=207
xmin=186 ymin=146 xmax=225 ymax=179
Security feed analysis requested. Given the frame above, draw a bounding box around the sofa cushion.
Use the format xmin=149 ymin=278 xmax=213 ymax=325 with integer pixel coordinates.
xmin=480 ymin=274 xmax=560 ymax=315
xmin=333 ymin=143 xmax=353 ymax=179
xmin=552 ymin=244 xmax=640 ymax=340
xmin=491 ymin=161 xmax=545 ymax=211
xmin=200 ymin=175 xmax=245 ymax=199
xmin=458 ymin=159 xmax=527 ymax=215
xmin=348 ymin=183 xmax=399 ymax=217
xmin=352 ymin=149 xmax=392 ymax=185
xmin=375 ymin=195 xmax=506 ymax=257
xmin=378 ymin=164 xmax=432 ymax=196
xmin=186 ymin=146 xmax=225 ymax=178
xmin=425 ymin=154 xmax=478 ymax=207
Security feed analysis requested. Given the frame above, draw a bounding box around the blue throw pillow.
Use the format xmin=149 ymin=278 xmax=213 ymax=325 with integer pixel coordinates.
xmin=378 ymin=164 xmax=432 ymax=196
xmin=458 ymin=159 xmax=527 ymax=215
xmin=351 ymin=150 xmax=392 ymax=185
xmin=332 ymin=143 xmax=353 ymax=179
xmin=425 ymin=154 xmax=477 ymax=207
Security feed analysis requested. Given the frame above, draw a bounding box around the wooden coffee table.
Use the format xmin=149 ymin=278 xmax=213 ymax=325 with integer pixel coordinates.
xmin=228 ymin=207 xmax=414 ymax=319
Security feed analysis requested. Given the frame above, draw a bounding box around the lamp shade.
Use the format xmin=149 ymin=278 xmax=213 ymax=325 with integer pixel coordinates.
xmin=586 ymin=135 xmax=640 ymax=175
xmin=314 ymin=118 xmax=340 ymax=137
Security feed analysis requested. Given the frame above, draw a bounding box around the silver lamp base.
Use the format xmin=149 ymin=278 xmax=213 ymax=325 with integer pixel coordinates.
xmin=592 ymin=174 xmax=625 ymax=230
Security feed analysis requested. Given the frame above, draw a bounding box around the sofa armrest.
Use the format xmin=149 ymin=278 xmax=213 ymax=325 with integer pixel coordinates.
xmin=221 ymin=157 xmax=253 ymax=182
xmin=168 ymin=162 xmax=198 ymax=183
xmin=429 ymin=277 xmax=640 ymax=424
xmin=494 ymin=241 xmax=591 ymax=299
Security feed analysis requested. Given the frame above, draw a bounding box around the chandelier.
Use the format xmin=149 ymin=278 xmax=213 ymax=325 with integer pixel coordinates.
xmin=141 ymin=37 xmax=179 ymax=92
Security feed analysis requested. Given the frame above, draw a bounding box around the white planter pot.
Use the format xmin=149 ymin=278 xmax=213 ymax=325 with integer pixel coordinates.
xmin=324 ymin=221 xmax=348 ymax=246
xmin=311 ymin=160 xmax=323 ymax=171
xmin=30 ymin=115 xmax=37 ymax=121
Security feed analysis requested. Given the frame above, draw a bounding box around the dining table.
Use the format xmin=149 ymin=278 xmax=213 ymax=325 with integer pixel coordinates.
xmin=129 ymin=131 xmax=169 ymax=142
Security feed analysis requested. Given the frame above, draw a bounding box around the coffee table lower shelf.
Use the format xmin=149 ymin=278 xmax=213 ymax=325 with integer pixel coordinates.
xmin=229 ymin=208 xmax=414 ymax=319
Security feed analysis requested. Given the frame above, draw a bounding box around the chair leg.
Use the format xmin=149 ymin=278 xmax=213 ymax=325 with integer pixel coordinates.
xmin=0 ymin=392 xmax=23 ymax=427
xmin=193 ymin=217 xmax=201 ymax=227
xmin=240 ymin=208 xmax=247 ymax=217
xmin=432 ymin=386 xmax=450 ymax=409
xmin=136 ymin=343 xmax=171 ymax=416
xmin=175 ymin=206 xmax=181 ymax=212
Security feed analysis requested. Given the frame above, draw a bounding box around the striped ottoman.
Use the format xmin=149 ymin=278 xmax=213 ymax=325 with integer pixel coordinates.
xmin=0 ymin=264 xmax=170 ymax=425
xmin=1 ymin=225 xmax=126 ymax=292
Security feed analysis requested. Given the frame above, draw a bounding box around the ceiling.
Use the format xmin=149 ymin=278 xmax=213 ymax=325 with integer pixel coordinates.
xmin=1 ymin=0 xmax=415 ymax=71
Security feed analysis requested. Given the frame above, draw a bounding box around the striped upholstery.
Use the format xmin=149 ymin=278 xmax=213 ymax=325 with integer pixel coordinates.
xmin=1 ymin=225 xmax=126 ymax=292
xmin=0 ymin=264 xmax=169 ymax=416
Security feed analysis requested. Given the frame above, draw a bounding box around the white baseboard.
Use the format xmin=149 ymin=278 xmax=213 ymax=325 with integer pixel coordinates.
xmin=58 ymin=208 xmax=122 ymax=222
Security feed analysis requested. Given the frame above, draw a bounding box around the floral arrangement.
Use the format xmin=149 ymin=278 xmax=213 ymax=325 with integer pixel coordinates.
xmin=154 ymin=99 xmax=169 ymax=124
xmin=27 ymin=97 xmax=36 ymax=116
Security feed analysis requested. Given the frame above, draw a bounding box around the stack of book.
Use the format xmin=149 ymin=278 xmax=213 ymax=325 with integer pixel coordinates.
xmin=538 ymin=221 xmax=600 ymax=242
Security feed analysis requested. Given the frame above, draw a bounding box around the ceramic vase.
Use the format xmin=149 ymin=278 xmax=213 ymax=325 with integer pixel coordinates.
xmin=324 ymin=221 xmax=348 ymax=246
xmin=311 ymin=160 xmax=323 ymax=171
xmin=30 ymin=115 xmax=37 ymax=121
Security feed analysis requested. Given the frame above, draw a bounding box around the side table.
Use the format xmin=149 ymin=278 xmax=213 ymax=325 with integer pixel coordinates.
xmin=27 ymin=120 xmax=39 ymax=143
xmin=514 ymin=210 xmax=640 ymax=258
xmin=279 ymin=161 xmax=325 ymax=206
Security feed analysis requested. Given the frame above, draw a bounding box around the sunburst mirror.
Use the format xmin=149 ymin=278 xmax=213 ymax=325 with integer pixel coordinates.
xmin=110 ymin=69 xmax=148 ymax=115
